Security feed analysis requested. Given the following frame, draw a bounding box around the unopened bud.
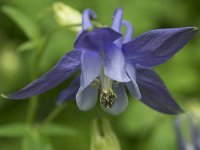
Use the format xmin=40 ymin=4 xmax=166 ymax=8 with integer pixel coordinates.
xmin=90 ymin=118 xmax=121 ymax=150
xmin=53 ymin=2 xmax=82 ymax=32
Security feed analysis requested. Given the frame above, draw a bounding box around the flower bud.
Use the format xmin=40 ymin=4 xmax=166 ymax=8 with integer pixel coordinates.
xmin=90 ymin=118 xmax=121 ymax=150
xmin=53 ymin=2 xmax=82 ymax=32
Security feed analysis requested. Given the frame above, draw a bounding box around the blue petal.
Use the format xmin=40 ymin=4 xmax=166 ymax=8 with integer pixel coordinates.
xmin=112 ymin=8 xmax=123 ymax=32
xmin=125 ymin=62 xmax=141 ymax=99
xmin=82 ymin=9 xmax=96 ymax=31
xmin=137 ymin=68 xmax=183 ymax=114
xmin=123 ymin=27 xmax=198 ymax=67
xmin=76 ymin=84 xmax=99 ymax=111
xmin=111 ymin=8 xmax=123 ymax=46
xmin=122 ymin=20 xmax=134 ymax=43
xmin=104 ymin=44 xmax=130 ymax=82
xmin=74 ymin=28 xmax=121 ymax=51
xmin=6 ymin=50 xmax=81 ymax=99
xmin=189 ymin=115 xmax=200 ymax=150
xmin=76 ymin=50 xmax=101 ymax=111
xmin=174 ymin=119 xmax=187 ymax=150
xmin=79 ymin=50 xmax=101 ymax=90
xmin=56 ymin=76 xmax=80 ymax=105
xmin=102 ymin=83 xmax=128 ymax=115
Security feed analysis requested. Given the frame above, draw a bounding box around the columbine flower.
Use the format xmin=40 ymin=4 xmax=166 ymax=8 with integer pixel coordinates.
xmin=2 ymin=8 xmax=197 ymax=115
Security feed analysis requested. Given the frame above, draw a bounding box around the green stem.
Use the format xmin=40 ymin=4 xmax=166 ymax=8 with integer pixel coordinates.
xmin=25 ymin=24 xmax=79 ymax=125
xmin=41 ymin=104 xmax=67 ymax=126
xmin=25 ymin=27 xmax=55 ymax=124
xmin=25 ymin=50 xmax=41 ymax=124
xmin=26 ymin=96 xmax=38 ymax=124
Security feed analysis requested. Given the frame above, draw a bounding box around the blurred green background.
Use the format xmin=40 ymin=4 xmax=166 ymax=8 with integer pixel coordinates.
xmin=0 ymin=0 xmax=200 ymax=149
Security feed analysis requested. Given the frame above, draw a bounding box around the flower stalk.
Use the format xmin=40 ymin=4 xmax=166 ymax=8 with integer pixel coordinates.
xmin=41 ymin=103 xmax=68 ymax=127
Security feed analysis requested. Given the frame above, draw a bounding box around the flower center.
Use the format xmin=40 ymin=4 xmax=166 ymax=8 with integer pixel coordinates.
xmin=100 ymin=89 xmax=117 ymax=109
xmin=100 ymin=71 xmax=117 ymax=109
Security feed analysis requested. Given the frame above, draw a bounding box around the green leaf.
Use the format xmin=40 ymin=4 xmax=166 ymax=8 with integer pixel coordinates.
xmin=22 ymin=133 xmax=54 ymax=150
xmin=118 ymin=100 xmax=162 ymax=136
xmin=145 ymin=120 xmax=176 ymax=150
xmin=2 ymin=6 xmax=41 ymax=40
xmin=0 ymin=123 xmax=28 ymax=137
xmin=40 ymin=124 xmax=77 ymax=137
xmin=17 ymin=41 xmax=35 ymax=52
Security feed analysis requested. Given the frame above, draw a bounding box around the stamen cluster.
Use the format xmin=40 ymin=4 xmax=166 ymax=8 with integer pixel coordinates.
xmin=100 ymin=90 xmax=117 ymax=109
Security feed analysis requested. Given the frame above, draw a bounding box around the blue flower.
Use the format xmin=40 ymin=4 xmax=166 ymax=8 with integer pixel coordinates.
xmin=2 ymin=8 xmax=197 ymax=115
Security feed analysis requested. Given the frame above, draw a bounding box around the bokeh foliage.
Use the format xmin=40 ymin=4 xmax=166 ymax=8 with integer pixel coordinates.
xmin=0 ymin=0 xmax=200 ymax=149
